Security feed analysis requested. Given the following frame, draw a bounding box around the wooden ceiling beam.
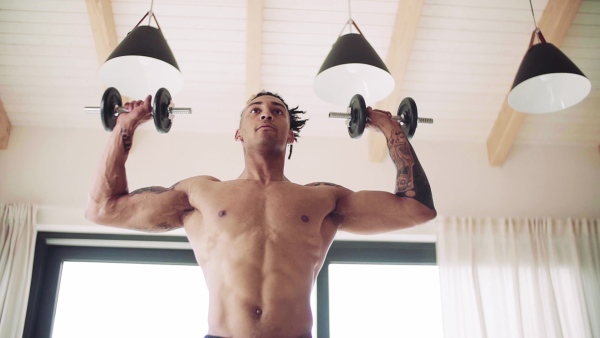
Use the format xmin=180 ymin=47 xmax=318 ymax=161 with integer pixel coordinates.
xmin=86 ymin=0 xmax=119 ymax=64
xmin=486 ymin=0 xmax=583 ymax=166
xmin=0 ymin=98 xmax=10 ymax=150
xmin=368 ymin=0 xmax=425 ymax=162
xmin=245 ymin=0 xmax=264 ymax=100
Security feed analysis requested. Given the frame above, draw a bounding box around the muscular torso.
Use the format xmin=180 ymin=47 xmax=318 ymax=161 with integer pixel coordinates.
xmin=180 ymin=177 xmax=344 ymax=338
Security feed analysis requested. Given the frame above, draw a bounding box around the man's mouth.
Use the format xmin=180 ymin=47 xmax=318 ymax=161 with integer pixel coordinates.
xmin=256 ymin=124 xmax=276 ymax=131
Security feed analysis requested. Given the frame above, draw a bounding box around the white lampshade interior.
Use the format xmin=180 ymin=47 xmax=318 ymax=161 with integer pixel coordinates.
xmin=314 ymin=63 xmax=395 ymax=106
xmin=508 ymin=73 xmax=591 ymax=114
xmin=99 ymin=55 xmax=184 ymax=100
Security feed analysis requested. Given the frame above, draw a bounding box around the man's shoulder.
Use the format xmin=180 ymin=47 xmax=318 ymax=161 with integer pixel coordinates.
xmin=196 ymin=175 xmax=221 ymax=182
xmin=303 ymin=182 xmax=354 ymax=207
xmin=172 ymin=175 xmax=221 ymax=189
xmin=304 ymin=182 xmax=353 ymax=196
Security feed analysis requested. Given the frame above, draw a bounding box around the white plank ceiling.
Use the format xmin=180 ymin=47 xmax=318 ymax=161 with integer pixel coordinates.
xmin=0 ymin=0 xmax=598 ymax=149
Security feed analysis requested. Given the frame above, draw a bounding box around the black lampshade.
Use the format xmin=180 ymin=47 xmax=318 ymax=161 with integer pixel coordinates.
xmin=99 ymin=25 xmax=183 ymax=99
xmin=314 ymin=33 xmax=394 ymax=105
xmin=508 ymin=42 xmax=591 ymax=114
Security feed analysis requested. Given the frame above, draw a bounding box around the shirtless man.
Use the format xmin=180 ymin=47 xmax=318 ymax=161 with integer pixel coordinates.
xmin=85 ymin=91 xmax=436 ymax=338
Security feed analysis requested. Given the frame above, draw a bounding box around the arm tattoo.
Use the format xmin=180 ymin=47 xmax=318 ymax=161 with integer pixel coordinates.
xmin=387 ymin=129 xmax=435 ymax=211
xmin=387 ymin=130 xmax=415 ymax=194
xmin=121 ymin=127 xmax=133 ymax=152
xmin=306 ymin=182 xmax=342 ymax=187
xmin=129 ymin=222 xmax=180 ymax=233
xmin=129 ymin=186 xmax=171 ymax=196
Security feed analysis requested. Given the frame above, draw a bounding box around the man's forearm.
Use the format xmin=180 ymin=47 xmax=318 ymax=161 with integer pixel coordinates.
xmin=385 ymin=127 xmax=435 ymax=211
xmin=88 ymin=122 xmax=136 ymax=207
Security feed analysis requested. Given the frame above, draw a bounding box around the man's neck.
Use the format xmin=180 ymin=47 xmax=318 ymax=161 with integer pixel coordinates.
xmin=238 ymin=151 xmax=287 ymax=183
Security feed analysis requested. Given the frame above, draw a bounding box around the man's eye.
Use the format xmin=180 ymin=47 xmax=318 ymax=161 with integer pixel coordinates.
xmin=251 ymin=108 xmax=260 ymax=114
xmin=274 ymin=109 xmax=282 ymax=115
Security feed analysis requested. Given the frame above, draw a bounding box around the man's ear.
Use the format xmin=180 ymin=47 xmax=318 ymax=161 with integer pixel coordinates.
xmin=287 ymin=130 xmax=295 ymax=144
xmin=235 ymin=130 xmax=243 ymax=142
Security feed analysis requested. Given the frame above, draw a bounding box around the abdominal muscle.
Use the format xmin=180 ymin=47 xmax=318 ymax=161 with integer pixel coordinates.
xmin=187 ymin=215 xmax=332 ymax=338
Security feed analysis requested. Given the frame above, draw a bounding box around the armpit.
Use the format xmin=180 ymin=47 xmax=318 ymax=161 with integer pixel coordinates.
xmin=305 ymin=182 xmax=351 ymax=227
xmin=181 ymin=205 xmax=196 ymax=220
xmin=328 ymin=210 xmax=345 ymax=227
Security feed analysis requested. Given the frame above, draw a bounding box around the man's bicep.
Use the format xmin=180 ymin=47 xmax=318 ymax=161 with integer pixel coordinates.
xmin=335 ymin=190 xmax=418 ymax=234
xmin=103 ymin=186 xmax=193 ymax=232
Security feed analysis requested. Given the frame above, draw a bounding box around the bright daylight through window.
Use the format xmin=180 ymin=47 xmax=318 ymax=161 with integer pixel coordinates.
xmin=52 ymin=262 xmax=208 ymax=338
xmin=328 ymin=264 xmax=443 ymax=337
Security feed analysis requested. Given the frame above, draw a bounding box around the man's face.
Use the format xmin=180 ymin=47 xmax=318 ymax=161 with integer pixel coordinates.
xmin=235 ymin=95 xmax=295 ymax=147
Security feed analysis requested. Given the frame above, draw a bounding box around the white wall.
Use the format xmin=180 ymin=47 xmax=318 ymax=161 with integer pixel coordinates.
xmin=1 ymin=126 xmax=599 ymax=240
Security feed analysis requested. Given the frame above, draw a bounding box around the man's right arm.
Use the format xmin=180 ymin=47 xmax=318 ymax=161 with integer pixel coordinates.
xmin=85 ymin=96 xmax=194 ymax=232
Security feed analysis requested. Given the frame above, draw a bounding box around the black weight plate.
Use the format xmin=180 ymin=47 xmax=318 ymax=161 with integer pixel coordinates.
xmin=348 ymin=94 xmax=367 ymax=139
xmin=100 ymin=87 xmax=122 ymax=132
xmin=153 ymin=87 xmax=172 ymax=133
xmin=396 ymin=97 xmax=418 ymax=139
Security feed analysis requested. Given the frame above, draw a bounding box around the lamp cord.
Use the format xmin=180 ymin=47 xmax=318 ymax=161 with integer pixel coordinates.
xmin=529 ymin=0 xmax=538 ymax=29
xmin=148 ymin=0 xmax=155 ymax=26
xmin=134 ymin=11 xmax=161 ymax=29
xmin=526 ymin=0 xmax=544 ymax=47
xmin=337 ymin=18 xmax=363 ymax=36
xmin=348 ymin=0 xmax=352 ymax=33
xmin=337 ymin=0 xmax=364 ymax=36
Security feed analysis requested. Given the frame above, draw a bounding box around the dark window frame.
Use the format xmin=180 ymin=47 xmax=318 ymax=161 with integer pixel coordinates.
xmin=24 ymin=232 xmax=436 ymax=338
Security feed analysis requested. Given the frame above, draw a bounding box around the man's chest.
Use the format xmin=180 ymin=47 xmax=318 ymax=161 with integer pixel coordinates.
xmin=188 ymin=181 xmax=337 ymax=226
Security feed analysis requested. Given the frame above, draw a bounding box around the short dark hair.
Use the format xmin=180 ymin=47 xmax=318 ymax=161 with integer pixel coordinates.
xmin=246 ymin=91 xmax=308 ymax=141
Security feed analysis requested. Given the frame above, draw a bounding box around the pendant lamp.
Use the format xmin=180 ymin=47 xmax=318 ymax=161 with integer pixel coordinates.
xmin=314 ymin=19 xmax=394 ymax=105
xmin=99 ymin=8 xmax=183 ymax=100
xmin=508 ymin=2 xmax=591 ymax=114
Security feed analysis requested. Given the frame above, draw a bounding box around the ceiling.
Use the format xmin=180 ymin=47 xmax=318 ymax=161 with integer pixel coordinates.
xmin=0 ymin=0 xmax=599 ymax=165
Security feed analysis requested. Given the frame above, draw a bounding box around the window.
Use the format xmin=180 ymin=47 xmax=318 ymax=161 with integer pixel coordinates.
xmin=316 ymin=241 xmax=440 ymax=337
xmin=25 ymin=233 xmax=440 ymax=338
xmin=328 ymin=264 xmax=443 ymax=337
xmin=53 ymin=262 xmax=208 ymax=338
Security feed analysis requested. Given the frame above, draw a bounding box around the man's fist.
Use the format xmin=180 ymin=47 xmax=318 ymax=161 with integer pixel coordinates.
xmin=118 ymin=95 xmax=153 ymax=127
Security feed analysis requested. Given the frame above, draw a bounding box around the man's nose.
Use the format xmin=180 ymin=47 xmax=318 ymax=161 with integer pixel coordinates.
xmin=260 ymin=112 xmax=273 ymax=120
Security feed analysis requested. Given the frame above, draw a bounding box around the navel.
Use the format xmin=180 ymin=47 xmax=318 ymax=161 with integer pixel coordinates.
xmin=301 ymin=215 xmax=309 ymax=223
xmin=218 ymin=210 xmax=226 ymax=217
xmin=255 ymin=307 xmax=263 ymax=317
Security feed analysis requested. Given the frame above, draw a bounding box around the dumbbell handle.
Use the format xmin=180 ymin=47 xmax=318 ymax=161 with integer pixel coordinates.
xmin=328 ymin=112 xmax=433 ymax=124
xmin=83 ymin=106 xmax=192 ymax=116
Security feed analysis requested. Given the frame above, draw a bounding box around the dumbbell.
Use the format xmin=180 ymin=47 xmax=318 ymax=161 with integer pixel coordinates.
xmin=329 ymin=94 xmax=433 ymax=139
xmin=84 ymin=87 xmax=192 ymax=133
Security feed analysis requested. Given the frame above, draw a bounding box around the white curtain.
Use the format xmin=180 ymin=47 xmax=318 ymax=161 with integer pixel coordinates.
xmin=436 ymin=217 xmax=600 ymax=338
xmin=0 ymin=203 xmax=37 ymax=338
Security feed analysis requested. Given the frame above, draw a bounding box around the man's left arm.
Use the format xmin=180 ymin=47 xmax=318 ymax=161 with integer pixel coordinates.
xmin=334 ymin=107 xmax=436 ymax=234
